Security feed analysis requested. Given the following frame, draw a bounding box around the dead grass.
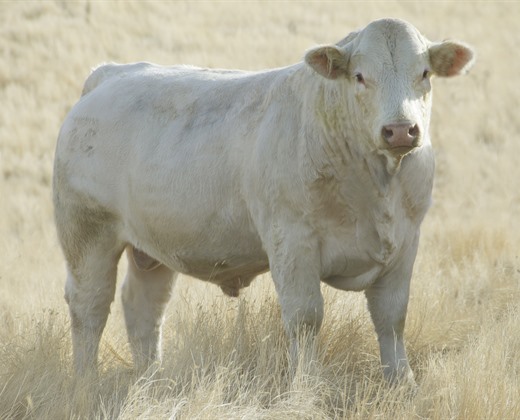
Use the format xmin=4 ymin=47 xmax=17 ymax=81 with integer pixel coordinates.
xmin=1 ymin=1 xmax=520 ymax=418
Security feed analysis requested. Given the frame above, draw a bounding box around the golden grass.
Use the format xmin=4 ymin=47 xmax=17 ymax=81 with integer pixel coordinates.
xmin=1 ymin=1 xmax=520 ymax=418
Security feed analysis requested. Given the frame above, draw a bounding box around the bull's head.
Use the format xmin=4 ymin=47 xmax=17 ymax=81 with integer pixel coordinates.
xmin=304 ymin=18 xmax=475 ymax=172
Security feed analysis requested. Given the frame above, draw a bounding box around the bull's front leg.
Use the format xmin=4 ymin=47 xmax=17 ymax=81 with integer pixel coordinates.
xmin=268 ymin=227 xmax=324 ymax=374
xmin=364 ymin=238 xmax=419 ymax=386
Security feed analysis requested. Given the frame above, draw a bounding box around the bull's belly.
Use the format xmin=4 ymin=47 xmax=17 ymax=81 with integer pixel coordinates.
xmin=168 ymin=254 xmax=270 ymax=283
xmin=126 ymin=217 xmax=270 ymax=295
xmin=136 ymin=245 xmax=270 ymax=297
xmin=129 ymin=245 xmax=268 ymax=279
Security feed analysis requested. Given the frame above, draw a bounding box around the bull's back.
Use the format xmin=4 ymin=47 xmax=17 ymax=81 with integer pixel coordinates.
xmin=57 ymin=63 xmax=247 ymax=204
xmin=56 ymin=61 xmax=301 ymax=213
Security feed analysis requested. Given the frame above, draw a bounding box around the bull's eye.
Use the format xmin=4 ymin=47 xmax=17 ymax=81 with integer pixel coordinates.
xmin=422 ymin=69 xmax=430 ymax=79
xmin=354 ymin=73 xmax=365 ymax=85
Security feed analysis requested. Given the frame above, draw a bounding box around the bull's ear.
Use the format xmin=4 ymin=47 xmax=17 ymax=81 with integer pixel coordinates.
xmin=305 ymin=45 xmax=349 ymax=80
xmin=429 ymin=41 xmax=475 ymax=77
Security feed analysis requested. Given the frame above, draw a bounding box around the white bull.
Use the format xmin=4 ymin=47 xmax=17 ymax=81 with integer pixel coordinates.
xmin=53 ymin=18 xmax=474 ymax=384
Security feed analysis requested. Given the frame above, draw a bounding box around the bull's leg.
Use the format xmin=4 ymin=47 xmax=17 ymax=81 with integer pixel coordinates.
xmin=364 ymin=240 xmax=419 ymax=386
xmin=122 ymin=247 xmax=176 ymax=371
xmin=274 ymin=272 xmax=323 ymax=376
xmin=269 ymin=231 xmax=323 ymax=373
xmin=60 ymin=217 xmax=123 ymax=375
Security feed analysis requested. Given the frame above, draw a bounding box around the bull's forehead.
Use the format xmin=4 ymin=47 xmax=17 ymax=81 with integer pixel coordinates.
xmin=351 ymin=19 xmax=429 ymax=74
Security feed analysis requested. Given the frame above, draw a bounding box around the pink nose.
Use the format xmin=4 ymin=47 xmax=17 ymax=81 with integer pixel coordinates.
xmin=381 ymin=122 xmax=420 ymax=148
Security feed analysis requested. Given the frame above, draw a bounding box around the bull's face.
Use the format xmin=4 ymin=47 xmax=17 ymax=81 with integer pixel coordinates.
xmin=305 ymin=18 xmax=475 ymax=171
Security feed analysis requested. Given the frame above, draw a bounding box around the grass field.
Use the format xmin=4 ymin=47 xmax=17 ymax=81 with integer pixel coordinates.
xmin=1 ymin=1 xmax=520 ymax=418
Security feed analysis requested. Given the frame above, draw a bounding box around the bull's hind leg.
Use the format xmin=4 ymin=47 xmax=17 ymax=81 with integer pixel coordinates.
xmin=122 ymin=246 xmax=176 ymax=371
xmin=57 ymin=206 xmax=125 ymax=374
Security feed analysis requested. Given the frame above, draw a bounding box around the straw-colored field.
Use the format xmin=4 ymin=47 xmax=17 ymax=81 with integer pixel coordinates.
xmin=1 ymin=1 xmax=519 ymax=418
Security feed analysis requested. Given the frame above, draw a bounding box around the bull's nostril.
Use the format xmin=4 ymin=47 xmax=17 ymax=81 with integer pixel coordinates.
xmin=408 ymin=124 xmax=420 ymax=139
xmin=382 ymin=126 xmax=393 ymax=140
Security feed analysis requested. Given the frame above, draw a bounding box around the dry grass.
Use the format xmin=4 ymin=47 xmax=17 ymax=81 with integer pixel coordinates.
xmin=1 ymin=1 xmax=520 ymax=418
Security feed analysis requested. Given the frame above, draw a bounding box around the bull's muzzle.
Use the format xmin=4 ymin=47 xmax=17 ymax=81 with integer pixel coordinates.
xmin=381 ymin=122 xmax=420 ymax=150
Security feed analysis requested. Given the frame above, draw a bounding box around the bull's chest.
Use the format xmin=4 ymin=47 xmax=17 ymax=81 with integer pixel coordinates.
xmin=317 ymin=182 xmax=420 ymax=291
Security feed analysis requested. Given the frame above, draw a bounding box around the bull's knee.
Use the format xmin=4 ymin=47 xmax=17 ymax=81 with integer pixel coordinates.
xmin=280 ymin=295 xmax=324 ymax=365
xmin=283 ymin=302 xmax=324 ymax=338
xmin=273 ymin=273 xmax=323 ymax=337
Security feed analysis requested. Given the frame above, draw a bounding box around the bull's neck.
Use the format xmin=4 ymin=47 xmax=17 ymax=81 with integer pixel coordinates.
xmin=300 ymin=78 xmax=389 ymax=196
xmin=298 ymin=75 xmax=434 ymax=224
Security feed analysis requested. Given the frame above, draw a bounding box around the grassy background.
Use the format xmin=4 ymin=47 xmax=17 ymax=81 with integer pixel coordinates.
xmin=1 ymin=1 xmax=519 ymax=418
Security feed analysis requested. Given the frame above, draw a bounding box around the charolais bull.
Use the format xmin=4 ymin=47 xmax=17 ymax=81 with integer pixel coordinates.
xmin=53 ymin=18 xmax=474 ymax=384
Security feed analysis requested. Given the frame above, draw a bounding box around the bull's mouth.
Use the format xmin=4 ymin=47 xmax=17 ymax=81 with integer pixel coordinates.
xmin=387 ymin=144 xmax=420 ymax=157
xmin=377 ymin=143 xmax=422 ymax=174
